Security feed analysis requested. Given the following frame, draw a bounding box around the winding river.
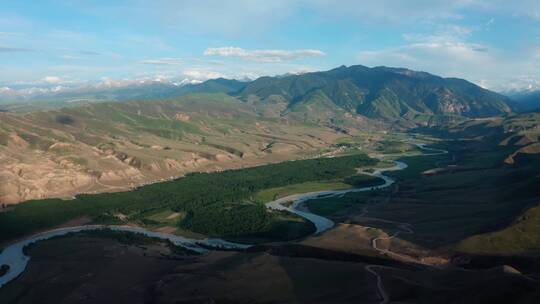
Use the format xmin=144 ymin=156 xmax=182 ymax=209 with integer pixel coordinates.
xmin=0 ymin=142 xmax=447 ymax=290
xmin=265 ymin=143 xmax=447 ymax=234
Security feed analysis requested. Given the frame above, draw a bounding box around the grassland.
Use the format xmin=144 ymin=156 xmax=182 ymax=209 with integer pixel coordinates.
xmin=253 ymin=181 xmax=352 ymax=203
xmin=376 ymin=140 xmax=422 ymax=154
xmin=385 ymin=154 xmax=450 ymax=180
xmin=457 ymin=205 xmax=540 ymax=255
xmin=252 ymin=173 xmax=384 ymax=204
xmin=305 ymin=192 xmax=373 ymax=216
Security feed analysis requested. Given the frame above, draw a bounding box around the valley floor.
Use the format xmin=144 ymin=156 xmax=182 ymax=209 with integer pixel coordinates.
xmin=2 ymin=134 xmax=540 ymax=303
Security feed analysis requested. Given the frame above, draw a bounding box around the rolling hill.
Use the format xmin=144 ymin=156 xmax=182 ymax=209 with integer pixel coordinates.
xmin=420 ymin=112 xmax=540 ymax=166
xmin=0 ymin=93 xmax=346 ymax=204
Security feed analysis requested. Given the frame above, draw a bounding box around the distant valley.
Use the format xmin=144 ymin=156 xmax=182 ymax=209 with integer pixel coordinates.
xmin=507 ymin=89 xmax=540 ymax=112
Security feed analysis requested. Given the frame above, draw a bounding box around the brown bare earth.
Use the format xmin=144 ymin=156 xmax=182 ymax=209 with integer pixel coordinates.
xmin=0 ymin=96 xmax=345 ymax=205
xmin=301 ymin=223 xmax=381 ymax=256
xmin=0 ymin=134 xmax=337 ymax=204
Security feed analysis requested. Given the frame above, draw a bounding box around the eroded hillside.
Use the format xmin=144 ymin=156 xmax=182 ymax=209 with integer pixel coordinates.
xmin=0 ymin=93 xmax=354 ymax=204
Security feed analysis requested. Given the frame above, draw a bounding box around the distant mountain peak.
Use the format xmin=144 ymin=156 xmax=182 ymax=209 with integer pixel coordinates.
xmin=372 ymin=66 xmax=434 ymax=79
xmin=237 ymin=64 xmax=513 ymax=124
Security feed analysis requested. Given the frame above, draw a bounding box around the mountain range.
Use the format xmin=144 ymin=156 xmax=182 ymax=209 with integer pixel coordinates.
xmin=238 ymin=65 xmax=513 ymax=124
xmin=1 ymin=65 xmax=514 ymax=126
xmin=506 ymin=89 xmax=540 ymax=111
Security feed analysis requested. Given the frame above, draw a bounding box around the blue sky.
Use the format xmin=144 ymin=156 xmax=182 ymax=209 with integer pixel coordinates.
xmin=1 ymin=0 xmax=540 ymax=92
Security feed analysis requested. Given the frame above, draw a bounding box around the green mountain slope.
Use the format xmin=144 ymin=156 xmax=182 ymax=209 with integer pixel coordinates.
xmin=238 ymin=65 xmax=513 ymax=124
xmin=507 ymin=90 xmax=540 ymax=111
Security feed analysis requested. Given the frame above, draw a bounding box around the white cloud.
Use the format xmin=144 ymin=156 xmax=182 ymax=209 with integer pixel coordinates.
xmin=204 ymin=47 xmax=325 ymax=62
xmin=70 ymin=1 xmax=540 ymax=36
xmin=41 ymin=76 xmax=63 ymax=84
xmin=182 ymin=69 xmax=225 ymax=80
xmin=138 ymin=0 xmax=295 ymax=35
xmin=309 ymin=0 xmax=540 ymax=24
xmin=500 ymin=76 xmax=540 ymax=93
xmin=357 ymin=34 xmax=540 ymax=92
xmin=139 ymin=57 xmax=183 ymax=66
xmin=0 ymin=45 xmax=33 ymax=52
xmin=0 ymin=32 xmax=22 ymax=37
xmin=308 ymin=0 xmax=474 ymax=23
xmin=467 ymin=0 xmax=540 ymax=20
xmin=60 ymin=55 xmax=85 ymax=61
xmin=178 ymin=78 xmax=203 ymax=85
xmin=359 ymin=40 xmax=491 ymax=72
xmin=96 ymin=77 xmax=136 ymax=88
xmin=401 ymin=24 xmax=477 ymax=45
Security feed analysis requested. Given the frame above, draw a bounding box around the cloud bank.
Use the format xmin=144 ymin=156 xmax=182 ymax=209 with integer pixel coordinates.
xmin=139 ymin=58 xmax=183 ymax=66
xmin=204 ymin=47 xmax=326 ymax=62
